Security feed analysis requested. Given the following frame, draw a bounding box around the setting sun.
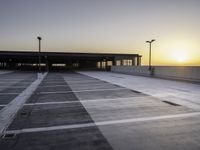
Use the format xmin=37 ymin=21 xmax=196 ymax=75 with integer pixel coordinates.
xmin=177 ymin=56 xmax=186 ymax=63
xmin=171 ymin=50 xmax=188 ymax=63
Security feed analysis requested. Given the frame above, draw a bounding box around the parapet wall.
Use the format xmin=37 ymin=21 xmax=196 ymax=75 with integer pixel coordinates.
xmin=111 ymin=66 xmax=200 ymax=82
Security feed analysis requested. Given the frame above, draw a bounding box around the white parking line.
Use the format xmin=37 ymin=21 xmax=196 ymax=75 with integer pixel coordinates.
xmin=69 ymin=83 xmax=119 ymax=88
xmin=0 ymin=86 xmax=26 ymax=88
xmin=68 ymin=78 xmax=101 ymax=80
xmin=38 ymin=91 xmax=72 ymax=94
xmin=0 ymin=79 xmax=34 ymax=81
xmin=66 ymin=80 xmax=103 ymax=84
xmin=24 ymin=96 xmax=149 ymax=106
xmin=0 ymin=81 xmax=32 ymax=83
xmin=0 ymin=79 xmax=21 ymax=80
xmin=39 ymin=85 xmax=69 ymax=88
xmin=0 ymin=105 xmax=6 ymax=107
xmin=38 ymin=87 xmax=126 ymax=94
xmin=66 ymin=82 xmax=108 ymax=86
xmin=4 ymin=112 xmax=200 ymax=135
xmin=0 ymin=93 xmax=20 ymax=95
xmin=24 ymin=101 xmax=80 ymax=106
xmin=42 ymin=80 xmax=66 ymax=82
xmin=40 ymin=81 xmax=65 ymax=84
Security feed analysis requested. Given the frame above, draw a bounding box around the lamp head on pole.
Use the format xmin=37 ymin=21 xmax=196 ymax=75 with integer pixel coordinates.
xmin=146 ymin=39 xmax=155 ymax=43
xmin=37 ymin=36 xmax=42 ymax=40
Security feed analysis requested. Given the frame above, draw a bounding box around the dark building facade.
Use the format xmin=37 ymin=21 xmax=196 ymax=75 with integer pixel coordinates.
xmin=0 ymin=51 xmax=142 ymax=71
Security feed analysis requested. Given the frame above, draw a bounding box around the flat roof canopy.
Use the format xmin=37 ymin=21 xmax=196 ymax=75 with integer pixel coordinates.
xmin=0 ymin=51 xmax=141 ymax=64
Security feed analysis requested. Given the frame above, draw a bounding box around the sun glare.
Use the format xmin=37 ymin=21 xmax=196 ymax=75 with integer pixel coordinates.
xmin=162 ymin=39 xmax=195 ymax=64
xmin=171 ymin=49 xmax=188 ymax=64
xmin=177 ymin=56 xmax=186 ymax=63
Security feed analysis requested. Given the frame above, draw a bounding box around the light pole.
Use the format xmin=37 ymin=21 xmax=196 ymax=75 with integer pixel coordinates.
xmin=37 ymin=36 xmax=42 ymax=72
xmin=146 ymin=39 xmax=155 ymax=70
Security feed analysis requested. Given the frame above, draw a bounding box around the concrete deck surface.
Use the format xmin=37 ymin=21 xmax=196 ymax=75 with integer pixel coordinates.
xmin=0 ymin=71 xmax=200 ymax=150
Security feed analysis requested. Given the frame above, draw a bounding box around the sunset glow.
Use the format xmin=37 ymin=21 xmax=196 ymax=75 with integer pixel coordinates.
xmin=0 ymin=0 xmax=200 ymax=66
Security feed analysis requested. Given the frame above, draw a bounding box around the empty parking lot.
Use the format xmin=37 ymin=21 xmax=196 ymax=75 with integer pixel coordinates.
xmin=0 ymin=71 xmax=200 ymax=150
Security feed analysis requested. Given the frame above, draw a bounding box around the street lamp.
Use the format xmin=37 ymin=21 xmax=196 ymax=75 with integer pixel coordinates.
xmin=146 ymin=39 xmax=155 ymax=70
xmin=37 ymin=36 xmax=42 ymax=72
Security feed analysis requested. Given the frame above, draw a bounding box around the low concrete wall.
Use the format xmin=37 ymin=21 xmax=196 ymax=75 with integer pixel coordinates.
xmin=111 ymin=66 xmax=200 ymax=82
xmin=111 ymin=66 xmax=150 ymax=76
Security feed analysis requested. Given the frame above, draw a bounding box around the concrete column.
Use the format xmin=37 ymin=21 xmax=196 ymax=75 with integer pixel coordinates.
xmin=132 ymin=58 xmax=135 ymax=66
xmin=113 ymin=60 xmax=116 ymax=66
xmin=137 ymin=57 xmax=141 ymax=66
xmin=100 ymin=61 xmax=102 ymax=69
xmin=139 ymin=57 xmax=141 ymax=66
xmin=104 ymin=61 xmax=107 ymax=70
xmin=136 ymin=57 xmax=139 ymax=66
xmin=121 ymin=60 xmax=123 ymax=66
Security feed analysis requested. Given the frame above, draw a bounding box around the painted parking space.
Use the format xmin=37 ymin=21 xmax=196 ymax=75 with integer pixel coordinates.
xmin=26 ymin=74 xmax=78 ymax=103
xmin=68 ymin=83 xmax=121 ymax=91
xmin=8 ymin=74 xmax=94 ymax=131
xmin=0 ymin=95 xmax=19 ymax=105
xmin=72 ymin=88 xmax=146 ymax=100
xmin=0 ymin=87 xmax=26 ymax=94
xmin=79 ymin=96 xmax=194 ymax=122
xmin=0 ymin=72 xmax=37 ymax=105
xmin=8 ymin=103 xmax=95 ymax=130
xmin=26 ymin=92 xmax=78 ymax=103
xmin=0 ymin=75 xmax=36 ymax=92
xmin=36 ymin=86 xmax=72 ymax=92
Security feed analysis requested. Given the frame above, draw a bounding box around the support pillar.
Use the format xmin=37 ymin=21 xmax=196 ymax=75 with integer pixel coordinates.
xmin=132 ymin=58 xmax=135 ymax=66
xmin=121 ymin=60 xmax=123 ymax=66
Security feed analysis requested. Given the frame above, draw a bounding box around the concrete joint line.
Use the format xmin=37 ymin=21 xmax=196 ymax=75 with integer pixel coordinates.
xmin=5 ymin=112 xmax=200 ymax=135
xmin=0 ymin=73 xmax=48 ymax=135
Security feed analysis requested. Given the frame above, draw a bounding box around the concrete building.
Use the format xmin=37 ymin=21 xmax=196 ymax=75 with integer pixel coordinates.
xmin=0 ymin=51 xmax=142 ymax=71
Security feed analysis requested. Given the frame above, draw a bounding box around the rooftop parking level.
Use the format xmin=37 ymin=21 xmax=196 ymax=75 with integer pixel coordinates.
xmin=0 ymin=71 xmax=200 ymax=150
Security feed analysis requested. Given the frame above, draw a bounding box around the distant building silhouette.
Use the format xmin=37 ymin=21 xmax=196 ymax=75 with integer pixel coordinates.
xmin=0 ymin=51 xmax=142 ymax=71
